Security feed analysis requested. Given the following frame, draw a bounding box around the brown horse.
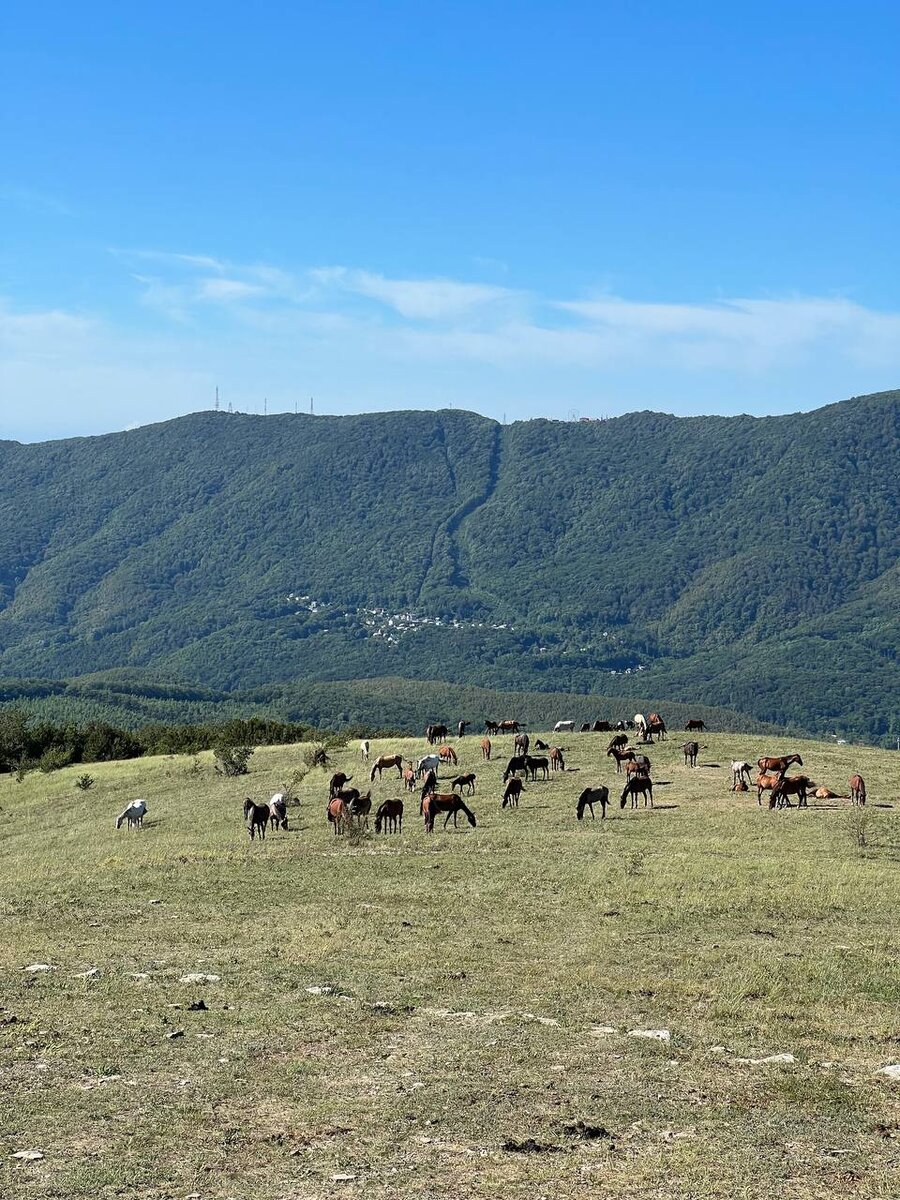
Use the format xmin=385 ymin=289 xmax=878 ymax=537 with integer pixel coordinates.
xmin=685 ymin=719 xmax=706 ymax=732
xmin=620 ymin=777 xmax=653 ymax=809
xmin=370 ymin=754 xmax=404 ymax=781
xmin=625 ymin=757 xmax=651 ymax=779
xmin=327 ymin=796 xmax=351 ymax=835
xmin=549 ymin=746 xmax=565 ymax=771
xmin=375 ymin=798 xmax=404 ymax=833
xmin=849 ymin=774 xmax=867 ymax=806
xmin=758 ymin=753 xmax=803 ymax=774
xmin=607 ymin=733 xmax=629 ymax=752
xmin=243 ymin=798 xmax=269 ymax=840
xmin=426 ymin=723 xmax=449 ymax=745
xmin=514 ymin=732 xmax=530 ymax=756
xmin=418 ymin=769 xmax=438 ymax=811
xmin=592 ymin=720 xmax=613 ymax=732
xmin=682 ymin=741 xmax=699 ymax=767
xmin=438 ymin=745 xmax=458 ymax=766
xmin=502 ymin=778 xmax=524 ymax=808
xmin=402 ymin=764 xmax=416 ymax=791
xmin=607 ymin=746 xmax=635 ymax=772
xmin=451 ymin=773 xmax=476 ymax=795
xmin=524 ymin=755 xmax=549 ymax=781
xmin=348 ymin=791 xmax=372 ymax=827
xmin=503 ymin=755 xmax=528 ymax=781
xmin=646 ymin=717 xmax=667 ymax=742
xmin=577 ymin=786 xmax=609 ymax=819
xmin=498 ymin=720 xmax=521 ymax=734
xmin=422 ymin=793 xmax=477 ymax=833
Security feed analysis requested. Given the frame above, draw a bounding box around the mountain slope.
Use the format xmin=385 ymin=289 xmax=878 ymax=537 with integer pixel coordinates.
xmin=0 ymin=393 xmax=897 ymax=740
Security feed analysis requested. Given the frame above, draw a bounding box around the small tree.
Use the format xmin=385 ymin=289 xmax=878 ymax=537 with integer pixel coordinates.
xmin=74 ymin=773 xmax=95 ymax=792
xmin=213 ymin=743 xmax=254 ymax=777
xmin=281 ymin=766 xmax=307 ymax=806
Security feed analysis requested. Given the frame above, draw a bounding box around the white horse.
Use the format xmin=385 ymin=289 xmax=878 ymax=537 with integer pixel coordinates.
xmin=115 ymin=800 xmax=148 ymax=829
xmin=269 ymin=792 xmax=288 ymax=830
xmin=633 ymin=713 xmax=648 ymax=739
xmin=415 ymin=754 xmax=441 ymax=778
xmin=359 ymin=739 xmax=370 ymax=762
xmin=553 ymin=720 xmax=575 ymax=733
xmin=731 ymin=761 xmax=753 ymax=789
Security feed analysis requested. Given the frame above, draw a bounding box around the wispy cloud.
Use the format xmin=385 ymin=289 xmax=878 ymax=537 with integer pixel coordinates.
xmin=0 ymin=184 xmax=72 ymax=216
xmin=311 ymin=267 xmax=514 ymax=320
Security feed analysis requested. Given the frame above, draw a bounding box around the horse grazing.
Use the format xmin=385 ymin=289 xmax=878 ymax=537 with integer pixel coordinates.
xmin=620 ymin=776 xmax=654 ymax=809
xmin=633 ymin=714 xmax=648 ymax=739
xmin=524 ymin=755 xmax=549 ymax=781
xmin=755 ymin=771 xmax=785 ymax=806
xmin=402 ymin=764 xmax=416 ymax=791
xmin=268 ymin=793 xmax=288 ymax=831
xmin=592 ymin=719 xmax=613 ymax=732
xmin=334 ymin=785 xmax=361 ymax=806
xmin=549 ymin=746 xmax=565 ymax=771
xmin=370 ymin=754 xmax=404 ymax=781
xmin=415 ymin=754 xmax=441 ymax=778
xmin=607 ymin=746 xmax=635 ymax=773
xmin=451 ymin=773 xmax=476 ymax=795
xmin=534 ymin=738 xmax=549 ymax=750
xmin=419 ymin=769 xmax=438 ymax=808
xmin=606 ymin=733 xmax=629 ymax=752
xmin=849 ymin=774 xmax=867 ymax=806
xmin=685 ymin=719 xmax=706 ymax=732
xmin=682 ymin=741 xmax=699 ymax=768
xmin=483 ymin=720 xmax=499 ymax=735
xmin=375 ymin=798 xmax=404 ymax=833
xmin=626 ymin=756 xmax=651 ymax=778
xmin=348 ymin=791 xmax=372 ymax=828
xmin=115 ymin=800 xmax=148 ymax=830
xmin=503 ymin=755 xmax=528 ymax=781
xmin=758 ymin=753 xmax=803 ymax=774
xmin=422 ymin=793 xmax=477 ymax=833
xmin=577 ymin=786 xmax=609 ymax=820
xmin=769 ymin=775 xmax=813 ymax=809
xmin=554 ymin=720 xmax=575 ymax=733
xmin=481 ymin=737 xmax=492 ymax=760
xmin=438 ymin=745 xmax=458 ymax=766
xmin=514 ymin=732 xmax=530 ymax=756
xmin=326 ymin=797 xmax=351 ymax=835
xmin=243 ymin=798 xmax=269 ymax=840
xmin=426 ymin=723 xmax=449 ymax=745
xmin=329 ymin=772 xmax=353 ymax=798
xmin=730 ymin=762 xmax=753 ymax=790
xmin=502 ymin=778 xmax=524 ymax=808
xmin=359 ymin=739 xmax=370 ymax=762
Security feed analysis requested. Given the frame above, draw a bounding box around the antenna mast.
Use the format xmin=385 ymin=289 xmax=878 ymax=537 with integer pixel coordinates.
xmin=310 ymin=396 xmax=314 ymax=415
xmin=215 ymin=386 xmax=219 ymax=412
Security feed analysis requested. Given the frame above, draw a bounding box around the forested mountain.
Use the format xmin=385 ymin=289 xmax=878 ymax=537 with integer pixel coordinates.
xmin=0 ymin=392 xmax=897 ymax=741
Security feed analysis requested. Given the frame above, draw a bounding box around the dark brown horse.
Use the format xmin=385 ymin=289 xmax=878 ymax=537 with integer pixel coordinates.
xmin=451 ymin=773 xmax=476 ymax=795
xmin=769 ymin=775 xmax=813 ymax=809
xmin=514 ymin=732 xmax=530 ymax=756
xmin=682 ymin=741 xmax=699 ymax=767
xmin=646 ymin=717 xmax=667 ymax=742
xmin=422 ymin=793 xmax=477 ymax=832
xmin=503 ymin=755 xmax=528 ymax=781
xmin=502 ymin=778 xmax=524 ymax=808
xmin=375 ymin=798 xmax=404 ymax=833
xmin=426 ymin=723 xmax=449 ymax=745
xmin=348 ymin=791 xmax=372 ymax=827
xmin=685 ymin=719 xmax=706 ymax=732
xmin=607 ymin=733 xmax=629 ymax=752
xmin=484 ymin=720 xmax=499 ymax=735
xmin=620 ymin=777 xmax=654 ymax=809
xmin=592 ymin=720 xmax=613 ymax=732
xmin=576 ymin=786 xmax=609 ymax=819
xmin=370 ymin=754 xmax=404 ymax=781
xmin=243 ymin=798 xmax=269 ymax=840
xmin=607 ymin=746 xmax=635 ymax=772
xmin=329 ymin=772 xmax=353 ymax=798
xmin=849 ymin=773 xmax=867 ymax=806
xmin=524 ymin=755 xmax=549 ymax=781
xmin=498 ymin=720 xmax=522 ymax=734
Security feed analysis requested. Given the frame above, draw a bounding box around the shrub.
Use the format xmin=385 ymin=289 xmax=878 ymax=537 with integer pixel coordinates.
xmin=39 ymin=747 xmax=74 ymax=773
xmin=213 ymin=743 xmax=254 ymax=777
xmin=74 ymin=773 xmax=95 ymax=791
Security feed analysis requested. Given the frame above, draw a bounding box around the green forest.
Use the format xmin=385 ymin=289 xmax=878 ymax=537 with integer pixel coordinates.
xmin=0 ymin=392 xmax=896 ymax=742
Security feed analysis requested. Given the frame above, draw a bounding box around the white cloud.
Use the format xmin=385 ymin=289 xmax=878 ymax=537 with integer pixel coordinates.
xmin=311 ymin=267 xmax=514 ymax=320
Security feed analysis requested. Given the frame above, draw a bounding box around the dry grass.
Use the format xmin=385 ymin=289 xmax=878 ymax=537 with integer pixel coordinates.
xmin=1 ymin=729 xmax=900 ymax=1198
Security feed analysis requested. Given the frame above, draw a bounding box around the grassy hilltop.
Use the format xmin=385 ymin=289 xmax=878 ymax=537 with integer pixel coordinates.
xmin=0 ymin=391 xmax=897 ymax=741
xmin=3 ymin=729 xmax=900 ymax=1198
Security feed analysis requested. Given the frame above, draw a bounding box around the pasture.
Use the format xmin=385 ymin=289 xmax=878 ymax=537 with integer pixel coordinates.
xmin=2 ymin=729 xmax=900 ymax=1199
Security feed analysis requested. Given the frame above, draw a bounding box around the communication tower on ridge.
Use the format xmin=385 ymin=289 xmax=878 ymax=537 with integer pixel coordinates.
xmin=214 ymin=386 xmax=219 ymax=412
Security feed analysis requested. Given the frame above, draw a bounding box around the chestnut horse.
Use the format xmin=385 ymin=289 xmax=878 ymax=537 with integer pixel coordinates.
xmin=402 ymin=764 xmax=416 ymax=791
xmin=758 ymin=753 xmax=803 ymax=774
xmin=849 ymin=774 xmax=867 ymax=806
xmin=422 ymin=793 xmax=477 ymax=832
xmin=327 ymin=796 xmax=351 ymax=835
xmin=438 ymin=745 xmax=458 ymax=766
xmin=755 ymin=771 xmax=784 ymax=806
xmin=769 ymin=775 xmax=813 ymax=809
xmin=370 ymin=754 xmax=404 ymax=781
xmin=481 ymin=737 xmax=492 ymax=760
xmin=549 ymin=746 xmax=565 ymax=771
xmin=498 ymin=720 xmax=521 ymax=734
xmin=607 ymin=746 xmax=635 ymax=773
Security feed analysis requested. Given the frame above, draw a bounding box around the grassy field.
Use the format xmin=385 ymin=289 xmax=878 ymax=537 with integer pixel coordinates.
xmin=2 ymin=728 xmax=900 ymax=1199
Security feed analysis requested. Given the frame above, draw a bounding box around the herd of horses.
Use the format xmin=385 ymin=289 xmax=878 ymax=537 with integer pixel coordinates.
xmin=109 ymin=713 xmax=871 ymax=840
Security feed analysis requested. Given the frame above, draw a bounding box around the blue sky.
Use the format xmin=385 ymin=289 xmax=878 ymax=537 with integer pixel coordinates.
xmin=2 ymin=1 xmax=900 ymax=440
